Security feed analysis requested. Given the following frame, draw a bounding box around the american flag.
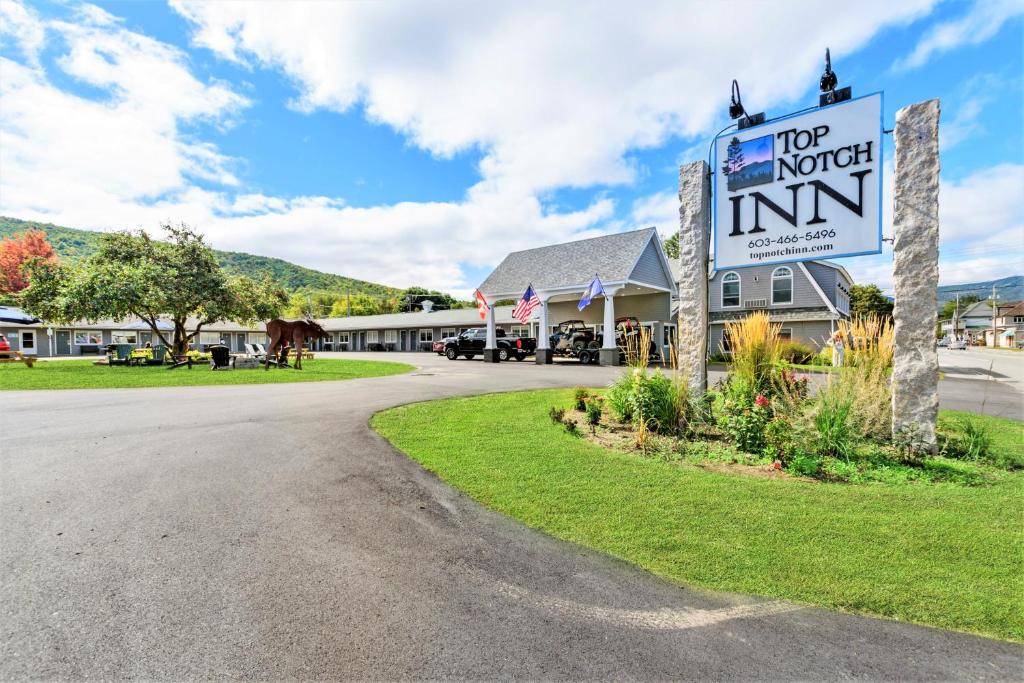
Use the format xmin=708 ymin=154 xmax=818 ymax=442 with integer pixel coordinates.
xmin=513 ymin=284 xmax=541 ymax=324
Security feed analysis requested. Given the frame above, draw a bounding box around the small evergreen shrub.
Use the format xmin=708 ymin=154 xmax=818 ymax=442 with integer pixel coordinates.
xmin=548 ymin=406 xmax=566 ymax=424
xmin=563 ymin=418 xmax=580 ymax=436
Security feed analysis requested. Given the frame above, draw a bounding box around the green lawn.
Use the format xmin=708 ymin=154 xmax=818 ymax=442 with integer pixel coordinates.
xmin=372 ymin=389 xmax=1024 ymax=642
xmin=0 ymin=358 xmax=413 ymax=390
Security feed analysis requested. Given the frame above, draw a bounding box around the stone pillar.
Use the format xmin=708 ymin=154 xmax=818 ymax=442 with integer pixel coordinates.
xmin=535 ymin=293 xmax=553 ymax=364
xmin=483 ymin=298 xmax=500 ymax=363
xmin=599 ymin=288 xmax=620 ymax=366
xmin=677 ymin=160 xmax=711 ymax=393
xmin=891 ymin=99 xmax=940 ymax=450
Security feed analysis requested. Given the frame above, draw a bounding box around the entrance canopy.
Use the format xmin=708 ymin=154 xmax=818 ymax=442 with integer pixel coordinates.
xmin=477 ymin=227 xmax=677 ymax=301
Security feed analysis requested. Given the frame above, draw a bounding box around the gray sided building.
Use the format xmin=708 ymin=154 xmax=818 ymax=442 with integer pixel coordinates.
xmin=706 ymin=260 xmax=853 ymax=354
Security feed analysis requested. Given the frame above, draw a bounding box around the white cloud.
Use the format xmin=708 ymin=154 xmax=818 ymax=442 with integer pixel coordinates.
xmin=893 ymin=0 xmax=1024 ymax=71
xmin=842 ymin=163 xmax=1024 ymax=292
xmin=10 ymin=0 xmax=991 ymax=295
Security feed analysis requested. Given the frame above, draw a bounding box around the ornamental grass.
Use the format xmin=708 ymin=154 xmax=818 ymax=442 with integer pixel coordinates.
xmin=724 ymin=311 xmax=782 ymax=394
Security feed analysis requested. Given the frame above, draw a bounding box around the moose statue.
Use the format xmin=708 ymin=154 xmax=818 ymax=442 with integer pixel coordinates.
xmin=265 ymin=319 xmax=328 ymax=370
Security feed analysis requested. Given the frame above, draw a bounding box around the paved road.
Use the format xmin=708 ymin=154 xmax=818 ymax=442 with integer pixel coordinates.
xmin=2 ymin=354 xmax=1021 ymax=680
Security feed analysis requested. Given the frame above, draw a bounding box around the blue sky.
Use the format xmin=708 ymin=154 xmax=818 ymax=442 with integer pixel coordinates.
xmin=0 ymin=0 xmax=1021 ymax=295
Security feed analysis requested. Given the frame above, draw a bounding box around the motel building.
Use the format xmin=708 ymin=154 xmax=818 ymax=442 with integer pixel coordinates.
xmin=1 ymin=227 xmax=851 ymax=362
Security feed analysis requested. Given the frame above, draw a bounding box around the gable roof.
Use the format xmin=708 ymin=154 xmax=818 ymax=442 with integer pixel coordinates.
xmin=478 ymin=228 xmax=673 ymax=297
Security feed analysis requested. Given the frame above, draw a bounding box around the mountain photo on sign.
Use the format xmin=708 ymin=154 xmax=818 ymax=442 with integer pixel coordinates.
xmin=725 ymin=135 xmax=774 ymax=192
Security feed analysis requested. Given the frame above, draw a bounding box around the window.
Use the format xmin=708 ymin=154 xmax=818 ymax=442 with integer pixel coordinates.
xmin=720 ymin=329 xmax=732 ymax=353
xmin=111 ymin=331 xmax=137 ymax=344
xmin=366 ymin=331 xmax=379 ymax=344
xmin=247 ymin=332 xmax=266 ymax=344
xmin=509 ymin=325 xmax=530 ymax=338
xmin=419 ymin=329 xmax=433 ymax=343
xmin=199 ymin=332 xmax=223 ymax=345
xmin=778 ymin=328 xmax=793 ymax=340
xmin=337 ymin=332 xmax=350 ymax=343
xmin=721 ymin=272 xmax=740 ymax=307
xmin=1014 ymin=316 xmax=1024 ymax=324
xmin=771 ymin=266 xmax=793 ymax=305
xmin=663 ymin=324 xmax=677 ymax=347
xmin=74 ymin=331 xmax=102 ymax=345
xmin=441 ymin=327 xmax=456 ymax=338
xmin=384 ymin=329 xmax=397 ymax=344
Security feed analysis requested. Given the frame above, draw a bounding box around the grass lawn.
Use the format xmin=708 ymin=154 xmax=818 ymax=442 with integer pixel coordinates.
xmin=372 ymin=388 xmax=1024 ymax=642
xmin=0 ymin=358 xmax=413 ymax=390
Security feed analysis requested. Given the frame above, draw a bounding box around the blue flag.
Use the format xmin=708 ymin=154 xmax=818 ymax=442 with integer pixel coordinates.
xmin=577 ymin=276 xmax=605 ymax=311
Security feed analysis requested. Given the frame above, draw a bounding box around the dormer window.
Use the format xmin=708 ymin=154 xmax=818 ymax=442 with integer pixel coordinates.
xmin=771 ymin=266 xmax=793 ymax=305
xmin=722 ymin=272 xmax=740 ymax=307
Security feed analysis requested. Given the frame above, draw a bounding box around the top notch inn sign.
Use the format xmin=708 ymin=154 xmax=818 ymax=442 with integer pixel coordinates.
xmin=713 ymin=92 xmax=883 ymax=270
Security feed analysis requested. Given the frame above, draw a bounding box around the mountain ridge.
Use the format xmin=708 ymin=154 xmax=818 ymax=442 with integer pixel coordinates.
xmin=0 ymin=216 xmax=402 ymax=297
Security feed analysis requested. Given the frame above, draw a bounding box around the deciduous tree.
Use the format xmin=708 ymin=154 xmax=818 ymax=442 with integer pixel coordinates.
xmin=850 ymin=284 xmax=894 ymax=320
xmin=0 ymin=230 xmax=57 ymax=295
xmin=20 ymin=224 xmax=287 ymax=354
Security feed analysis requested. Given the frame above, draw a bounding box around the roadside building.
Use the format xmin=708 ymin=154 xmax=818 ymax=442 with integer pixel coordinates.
xmin=0 ymin=313 xmax=269 ymax=358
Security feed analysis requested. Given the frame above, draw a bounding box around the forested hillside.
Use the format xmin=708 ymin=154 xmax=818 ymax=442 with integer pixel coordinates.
xmin=0 ymin=216 xmax=400 ymax=297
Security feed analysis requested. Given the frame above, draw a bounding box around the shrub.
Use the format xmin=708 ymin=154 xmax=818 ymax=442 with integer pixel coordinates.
xmin=839 ymin=315 xmax=894 ymax=369
xmin=573 ymin=386 xmax=589 ymax=412
xmin=585 ymin=398 xmax=602 ymax=431
xmin=607 ymin=369 xmax=685 ymax=436
xmin=563 ymin=418 xmax=580 ymax=436
xmin=763 ymin=416 xmax=798 ymax=463
xmin=813 ymin=383 xmax=854 ymax=460
xmin=786 ymin=452 xmax=820 ymax=477
xmin=724 ymin=312 xmax=782 ymax=394
xmin=778 ymin=340 xmax=814 ymax=365
xmin=717 ymin=377 xmax=772 ymax=453
xmin=809 ymin=349 xmax=832 ymax=366
xmin=548 ymin=406 xmax=566 ymax=424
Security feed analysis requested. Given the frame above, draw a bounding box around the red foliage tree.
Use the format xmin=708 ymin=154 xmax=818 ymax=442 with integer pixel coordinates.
xmin=0 ymin=230 xmax=58 ymax=294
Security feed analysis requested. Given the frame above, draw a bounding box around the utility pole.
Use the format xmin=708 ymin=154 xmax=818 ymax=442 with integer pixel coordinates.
xmin=991 ymin=284 xmax=998 ymax=348
xmin=952 ymin=292 xmax=959 ymax=341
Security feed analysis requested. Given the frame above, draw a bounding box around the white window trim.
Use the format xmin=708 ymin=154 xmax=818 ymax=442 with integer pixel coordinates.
xmin=721 ymin=271 xmax=741 ymax=308
xmin=384 ymin=329 xmax=397 ymax=344
xmin=509 ymin=324 xmax=530 ymax=338
xmin=337 ymin=332 xmax=350 ymax=343
xmin=366 ymin=330 xmax=379 ymax=344
xmin=771 ymin=266 xmax=794 ymax=306
xmin=663 ymin=323 xmax=677 ymax=346
xmin=111 ymin=330 xmax=138 ymax=345
xmin=418 ymin=329 xmax=433 ymax=343
xmin=441 ymin=327 xmax=456 ymax=338
xmin=198 ymin=331 xmax=223 ymax=345
xmin=74 ymin=330 xmax=102 ymax=345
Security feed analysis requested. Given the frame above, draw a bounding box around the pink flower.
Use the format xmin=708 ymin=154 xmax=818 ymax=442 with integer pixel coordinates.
xmin=755 ymin=395 xmax=770 ymax=408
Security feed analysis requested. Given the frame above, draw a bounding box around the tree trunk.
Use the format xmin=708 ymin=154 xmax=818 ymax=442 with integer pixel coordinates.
xmin=172 ymin=320 xmax=189 ymax=356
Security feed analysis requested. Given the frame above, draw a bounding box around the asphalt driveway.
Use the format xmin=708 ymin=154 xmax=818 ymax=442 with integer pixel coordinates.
xmin=2 ymin=353 xmax=1021 ymax=679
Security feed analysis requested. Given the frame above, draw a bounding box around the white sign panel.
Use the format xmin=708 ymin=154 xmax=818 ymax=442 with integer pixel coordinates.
xmin=713 ymin=92 xmax=883 ymax=270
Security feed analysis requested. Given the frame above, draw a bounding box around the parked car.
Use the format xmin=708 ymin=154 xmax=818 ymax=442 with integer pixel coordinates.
xmin=937 ymin=337 xmax=950 ymax=348
xmin=444 ymin=327 xmax=537 ymax=361
xmin=948 ymin=338 xmax=968 ymax=350
xmin=432 ymin=336 xmax=457 ymax=355
xmin=0 ymin=333 xmax=9 ymax=358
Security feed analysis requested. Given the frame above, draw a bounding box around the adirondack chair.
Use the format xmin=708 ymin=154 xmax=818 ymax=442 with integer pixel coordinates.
xmin=255 ymin=343 xmax=268 ymax=357
xmin=107 ymin=344 xmax=133 ymax=366
xmin=244 ymin=343 xmax=265 ymax=361
xmin=146 ymin=345 xmax=168 ymax=365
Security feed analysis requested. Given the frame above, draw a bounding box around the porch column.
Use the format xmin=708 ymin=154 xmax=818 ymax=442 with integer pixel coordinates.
xmin=599 ymin=287 xmax=620 ymax=366
xmin=483 ymin=297 xmax=500 ymax=363
xmin=535 ymin=292 xmax=553 ymax=364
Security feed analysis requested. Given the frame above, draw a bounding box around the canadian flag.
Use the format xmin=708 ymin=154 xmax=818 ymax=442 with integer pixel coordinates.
xmin=474 ymin=290 xmax=489 ymax=320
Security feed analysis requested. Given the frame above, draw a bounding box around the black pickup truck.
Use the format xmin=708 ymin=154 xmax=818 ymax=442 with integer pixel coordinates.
xmin=444 ymin=327 xmax=537 ymax=361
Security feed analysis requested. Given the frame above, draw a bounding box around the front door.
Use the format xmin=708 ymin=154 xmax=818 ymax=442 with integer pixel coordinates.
xmin=56 ymin=330 xmax=71 ymax=355
xmin=20 ymin=329 xmax=37 ymax=355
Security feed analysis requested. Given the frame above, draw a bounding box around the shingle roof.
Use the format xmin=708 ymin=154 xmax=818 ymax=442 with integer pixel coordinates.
xmin=478 ymin=228 xmax=659 ymax=296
